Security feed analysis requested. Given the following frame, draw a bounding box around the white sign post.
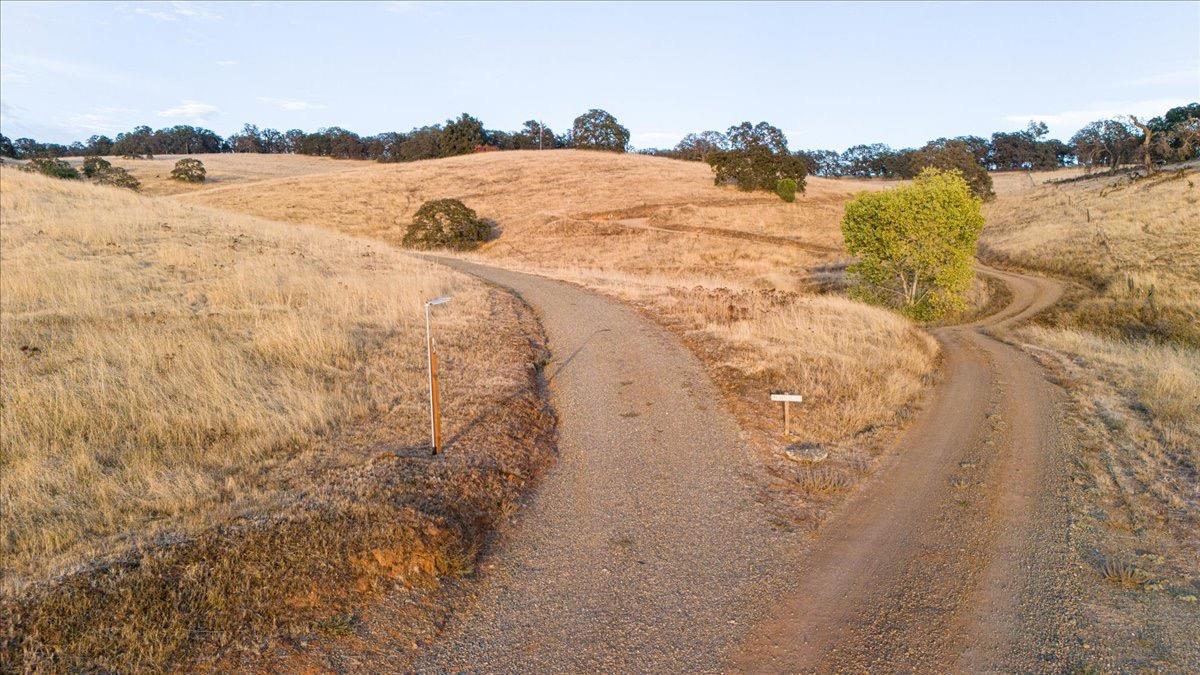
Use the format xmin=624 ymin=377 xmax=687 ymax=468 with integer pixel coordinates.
xmin=770 ymin=393 xmax=804 ymax=436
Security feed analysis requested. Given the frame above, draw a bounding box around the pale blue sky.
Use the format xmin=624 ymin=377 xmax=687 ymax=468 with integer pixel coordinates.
xmin=1 ymin=1 xmax=1197 ymax=150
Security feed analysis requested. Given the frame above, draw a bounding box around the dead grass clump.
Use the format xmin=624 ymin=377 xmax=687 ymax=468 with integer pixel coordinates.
xmin=1022 ymin=327 xmax=1198 ymax=453
xmin=796 ymin=468 xmax=851 ymax=495
xmin=1100 ymin=557 xmax=1151 ymax=588
xmin=708 ymin=294 xmax=939 ymax=442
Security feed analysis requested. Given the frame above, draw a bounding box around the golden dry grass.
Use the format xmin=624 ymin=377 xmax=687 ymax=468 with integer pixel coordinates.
xmin=179 ymin=150 xmax=941 ymax=527
xmin=67 ymin=152 xmax=372 ymax=196
xmin=0 ymin=167 xmax=516 ymax=586
xmin=984 ymin=166 xmax=1199 ymax=344
xmin=986 ymin=166 xmax=1199 ymax=668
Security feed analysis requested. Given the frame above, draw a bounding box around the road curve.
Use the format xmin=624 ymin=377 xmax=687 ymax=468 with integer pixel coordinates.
xmin=734 ymin=262 xmax=1081 ymax=671
xmin=411 ymin=258 xmax=806 ymax=671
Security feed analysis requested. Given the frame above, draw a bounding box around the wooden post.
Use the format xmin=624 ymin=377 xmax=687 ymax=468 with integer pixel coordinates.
xmin=430 ymin=351 xmax=442 ymax=454
xmin=770 ymin=393 xmax=804 ymax=437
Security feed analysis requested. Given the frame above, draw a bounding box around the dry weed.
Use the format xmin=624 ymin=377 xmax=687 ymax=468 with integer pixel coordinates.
xmin=1100 ymin=558 xmax=1151 ymax=588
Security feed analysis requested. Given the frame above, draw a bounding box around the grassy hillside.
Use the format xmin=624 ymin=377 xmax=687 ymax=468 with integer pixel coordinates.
xmin=985 ymin=166 xmax=1199 ymax=345
xmin=179 ymin=150 xmax=939 ymax=528
xmin=983 ymin=166 xmax=1200 ymax=669
xmin=0 ymin=168 xmax=553 ymax=669
xmin=66 ymin=152 xmax=373 ymax=196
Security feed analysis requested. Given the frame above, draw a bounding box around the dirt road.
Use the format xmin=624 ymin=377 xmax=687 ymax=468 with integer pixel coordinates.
xmin=410 ymin=257 xmax=1078 ymax=671
xmin=735 ymin=263 xmax=1080 ymax=671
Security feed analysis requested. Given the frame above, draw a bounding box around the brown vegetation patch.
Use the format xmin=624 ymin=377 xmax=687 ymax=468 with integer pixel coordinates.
xmin=0 ymin=168 xmax=556 ymax=670
xmin=178 ymin=151 xmax=940 ymax=534
xmin=986 ymin=165 xmax=1200 ymax=668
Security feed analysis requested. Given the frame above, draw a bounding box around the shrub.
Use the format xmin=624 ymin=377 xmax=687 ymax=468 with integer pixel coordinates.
xmin=841 ymin=168 xmax=983 ymax=320
xmin=402 ymin=199 xmax=490 ymax=250
xmin=82 ymin=156 xmax=112 ymax=178
xmin=170 ymin=158 xmax=206 ymax=183
xmin=776 ymin=178 xmax=798 ymax=202
xmin=95 ymin=166 xmax=141 ymax=191
xmin=24 ymin=157 xmax=80 ymax=180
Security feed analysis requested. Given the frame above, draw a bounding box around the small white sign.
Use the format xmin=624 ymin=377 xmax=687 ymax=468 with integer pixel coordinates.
xmin=770 ymin=393 xmax=804 ymax=403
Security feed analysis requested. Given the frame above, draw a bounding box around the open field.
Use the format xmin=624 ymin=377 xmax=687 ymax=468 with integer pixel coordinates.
xmin=0 ymin=168 xmax=553 ymax=669
xmin=983 ymin=166 xmax=1200 ymax=669
xmin=177 ymin=150 xmax=940 ymax=526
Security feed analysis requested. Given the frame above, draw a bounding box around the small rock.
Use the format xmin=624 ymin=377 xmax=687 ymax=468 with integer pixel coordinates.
xmin=783 ymin=443 xmax=828 ymax=464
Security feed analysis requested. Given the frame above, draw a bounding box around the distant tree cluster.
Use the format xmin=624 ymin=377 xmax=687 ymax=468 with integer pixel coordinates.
xmin=0 ymin=110 xmax=613 ymax=163
xmin=643 ymin=103 xmax=1200 ymax=190
xmin=1071 ymin=104 xmax=1200 ymax=173
xmin=3 ymin=103 xmax=1195 ymax=180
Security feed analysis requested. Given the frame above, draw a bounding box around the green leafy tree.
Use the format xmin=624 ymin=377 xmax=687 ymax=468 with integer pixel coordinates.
xmin=673 ymin=131 xmax=728 ymax=161
xmin=1071 ymin=118 xmax=1137 ymax=172
xmin=170 ymin=157 xmax=206 ymax=183
xmin=82 ymin=156 xmax=112 ymax=178
xmin=706 ymin=121 xmax=806 ymax=193
xmin=0 ymin=134 xmax=16 ymax=158
xmin=514 ymin=120 xmax=557 ymax=150
xmin=402 ymin=199 xmax=491 ymax=250
xmin=441 ymin=113 xmax=486 ymax=156
xmin=841 ymin=168 xmax=984 ymax=320
xmin=569 ymin=109 xmax=630 ymax=152
xmin=909 ymin=139 xmax=994 ymax=200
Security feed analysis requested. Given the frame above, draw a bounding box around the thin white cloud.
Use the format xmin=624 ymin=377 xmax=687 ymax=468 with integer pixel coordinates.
xmin=64 ymin=106 xmax=140 ymax=133
xmin=1004 ymin=98 xmax=1193 ymax=128
xmin=157 ymin=100 xmax=219 ymax=120
xmin=134 ymin=7 xmax=174 ymax=21
xmin=258 ymin=96 xmax=326 ymax=111
xmin=132 ymin=2 xmax=222 ymax=22
xmin=215 ymin=59 xmax=237 ymax=67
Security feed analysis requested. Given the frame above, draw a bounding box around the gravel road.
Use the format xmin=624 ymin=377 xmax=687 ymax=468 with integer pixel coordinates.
xmin=407 ymin=257 xmax=1079 ymax=672
xmin=412 ymin=258 xmax=805 ymax=672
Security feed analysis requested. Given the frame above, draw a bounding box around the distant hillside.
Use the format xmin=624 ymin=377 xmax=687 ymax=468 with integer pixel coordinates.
xmin=173 ymin=150 xmax=892 ymax=263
